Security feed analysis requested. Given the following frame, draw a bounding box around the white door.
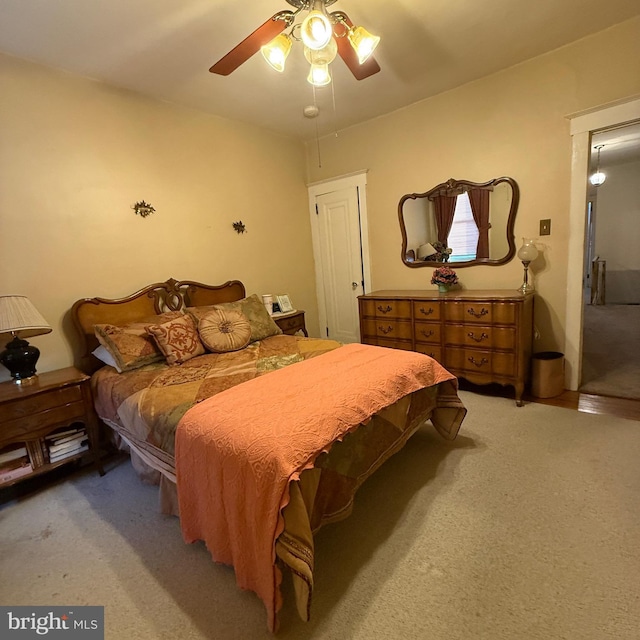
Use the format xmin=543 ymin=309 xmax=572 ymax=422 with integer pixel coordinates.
xmin=309 ymin=172 xmax=371 ymax=344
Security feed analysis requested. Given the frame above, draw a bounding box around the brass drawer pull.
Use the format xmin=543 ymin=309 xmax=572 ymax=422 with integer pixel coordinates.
xmin=467 ymin=331 xmax=489 ymax=343
xmin=467 ymin=307 xmax=489 ymax=318
xmin=419 ymin=307 xmax=434 ymax=316
xmin=468 ymin=356 xmax=489 ymax=367
xmin=420 ymin=329 xmax=434 ymax=338
xmin=377 ymin=305 xmax=392 ymax=314
xmin=379 ymin=325 xmax=393 ymax=334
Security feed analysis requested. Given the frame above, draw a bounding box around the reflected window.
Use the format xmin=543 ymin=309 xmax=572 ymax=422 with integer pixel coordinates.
xmin=449 ymin=193 xmax=479 ymax=262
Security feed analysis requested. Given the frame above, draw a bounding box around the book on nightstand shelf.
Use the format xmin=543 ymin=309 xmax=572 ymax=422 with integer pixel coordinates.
xmin=0 ymin=444 xmax=28 ymax=466
xmin=0 ymin=455 xmax=33 ymax=483
xmin=49 ymin=443 xmax=89 ymax=464
xmin=45 ymin=426 xmax=89 ymax=464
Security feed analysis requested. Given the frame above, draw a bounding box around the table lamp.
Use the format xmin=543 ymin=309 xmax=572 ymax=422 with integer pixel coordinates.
xmin=0 ymin=296 xmax=52 ymax=384
xmin=517 ymin=238 xmax=539 ymax=294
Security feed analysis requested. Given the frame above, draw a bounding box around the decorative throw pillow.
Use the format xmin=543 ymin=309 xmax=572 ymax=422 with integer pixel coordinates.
xmin=188 ymin=294 xmax=282 ymax=344
xmin=94 ymin=311 xmax=184 ymax=372
xmin=146 ymin=313 xmax=205 ymax=365
xmin=198 ymin=308 xmax=252 ymax=353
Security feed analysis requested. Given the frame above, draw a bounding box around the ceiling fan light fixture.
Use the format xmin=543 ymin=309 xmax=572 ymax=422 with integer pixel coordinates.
xmin=348 ymin=26 xmax=380 ymax=64
xmin=301 ymin=2 xmax=333 ymax=51
xmin=307 ymin=63 xmax=332 ymax=87
xmin=260 ymin=33 xmax=292 ymax=72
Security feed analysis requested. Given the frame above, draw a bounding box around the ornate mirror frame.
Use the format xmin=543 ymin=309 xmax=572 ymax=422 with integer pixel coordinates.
xmin=399 ymin=176 xmax=519 ymax=268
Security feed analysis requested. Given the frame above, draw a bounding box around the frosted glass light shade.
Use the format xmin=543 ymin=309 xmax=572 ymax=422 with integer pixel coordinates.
xmin=301 ymin=9 xmax=332 ymax=50
xmin=307 ymin=63 xmax=331 ymax=86
xmin=303 ymin=38 xmax=338 ymax=66
xmin=261 ymin=34 xmax=292 ymax=72
xmin=589 ymin=171 xmax=606 ymax=186
xmin=517 ymin=238 xmax=539 ymax=262
xmin=348 ymin=26 xmax=380 ymax=64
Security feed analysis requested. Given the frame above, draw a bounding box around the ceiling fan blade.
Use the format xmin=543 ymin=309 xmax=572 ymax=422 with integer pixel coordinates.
xmin=333 ymin=12 xmax=381 ymax=81
xmin=209 ymin=12 xmax=292 ymax=76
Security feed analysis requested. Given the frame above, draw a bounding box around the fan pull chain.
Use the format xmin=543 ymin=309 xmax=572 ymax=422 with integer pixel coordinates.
xmin=331 ymin=77 xmax=338 ymax=138
xmin=311 ymin=84 xmax=322 ymax=168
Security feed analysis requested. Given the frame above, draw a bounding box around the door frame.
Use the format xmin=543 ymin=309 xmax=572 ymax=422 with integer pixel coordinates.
xmin=308 ymin=169 xmax=372 ymax=339
xmin=565 ymin=96 xmax=640 ymax=389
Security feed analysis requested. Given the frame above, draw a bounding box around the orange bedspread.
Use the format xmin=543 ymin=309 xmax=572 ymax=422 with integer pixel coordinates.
xmin=175 ymin=343 xmax=455 ymax=630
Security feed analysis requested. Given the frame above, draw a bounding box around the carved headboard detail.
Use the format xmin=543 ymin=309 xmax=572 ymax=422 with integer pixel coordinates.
xmin=71 ymin=278 xmax=246 ymax=373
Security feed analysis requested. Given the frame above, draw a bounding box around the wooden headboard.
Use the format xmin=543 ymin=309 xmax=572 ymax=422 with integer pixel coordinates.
xmin=71 ymin=278 xmax=246 ymax=374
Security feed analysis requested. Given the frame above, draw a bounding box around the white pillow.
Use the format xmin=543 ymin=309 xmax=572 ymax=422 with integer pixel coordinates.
xmin=92 ymin=345 xmax=123 ymax=373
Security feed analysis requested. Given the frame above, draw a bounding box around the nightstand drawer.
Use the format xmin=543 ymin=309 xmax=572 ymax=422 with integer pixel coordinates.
xmin=278 ymin=315 xmax=304 ymax=334
xmin=0 ymin=385 xmax=82 ymax=423
xmin=2 ymin=401 xmax=87 ymax=441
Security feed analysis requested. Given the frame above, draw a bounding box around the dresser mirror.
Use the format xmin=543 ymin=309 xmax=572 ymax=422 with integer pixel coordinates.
xmin=399 ymin=176 xmax=519 ymax=268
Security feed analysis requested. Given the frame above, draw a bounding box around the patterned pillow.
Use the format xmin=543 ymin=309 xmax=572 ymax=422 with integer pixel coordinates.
xmin=198 ymin=308 xmax=252 ymax=353
xmin=188 ymin=294 xmax=282 ymax=344
xmin=146 ymin=313 xmax=205 ymax=365
xmin=94 ymin=311 xmax=184 ymax=372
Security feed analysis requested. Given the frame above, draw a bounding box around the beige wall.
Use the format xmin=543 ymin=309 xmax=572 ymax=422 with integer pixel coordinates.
xmin=305 ymin=16 xmax=640 ymax=355
xmin=0 ymin=54 xmax=318 ymax=380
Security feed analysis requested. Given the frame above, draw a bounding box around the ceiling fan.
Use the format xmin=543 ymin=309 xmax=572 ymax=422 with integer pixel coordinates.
xmin=209 ymin=0 xmax=380 ymax=87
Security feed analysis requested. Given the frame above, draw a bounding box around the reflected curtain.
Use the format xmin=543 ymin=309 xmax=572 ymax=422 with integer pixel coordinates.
xmin=432 ymin=195 xmax=457 ymax=244
xmin=468 ymin=188 xmax=491 ymax=259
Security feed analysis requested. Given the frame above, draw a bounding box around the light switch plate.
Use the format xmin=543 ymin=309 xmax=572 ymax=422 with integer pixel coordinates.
xmin=540 ymin=219 xmax=551 ymax=236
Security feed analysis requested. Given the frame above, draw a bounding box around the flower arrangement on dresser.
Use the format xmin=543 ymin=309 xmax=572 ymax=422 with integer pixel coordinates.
xmin=431 ymin=266 xmax=459 ymax=292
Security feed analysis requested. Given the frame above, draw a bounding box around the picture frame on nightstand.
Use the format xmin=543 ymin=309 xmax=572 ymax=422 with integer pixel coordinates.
xmin=276 ymin=295 xmax=294 ymax=314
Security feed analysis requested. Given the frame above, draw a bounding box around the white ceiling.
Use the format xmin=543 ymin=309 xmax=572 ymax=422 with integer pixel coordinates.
xmin=1 ymin=0 xmax=639 ymax=141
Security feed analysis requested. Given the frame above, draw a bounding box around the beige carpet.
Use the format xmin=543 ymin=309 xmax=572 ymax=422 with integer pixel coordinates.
xmin=580 ymin=304 xmax=640 ymax=400
xmin=2 ymin=390 xmax=640 ymax=639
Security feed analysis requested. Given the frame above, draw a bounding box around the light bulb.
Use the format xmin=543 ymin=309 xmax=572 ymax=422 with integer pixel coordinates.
xmin=589 ymin=171 xmax=606 ymax=186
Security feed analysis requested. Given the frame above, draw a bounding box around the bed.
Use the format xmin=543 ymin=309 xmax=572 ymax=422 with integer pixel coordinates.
xmin=71 ymin=278 xmax=467 ymax=631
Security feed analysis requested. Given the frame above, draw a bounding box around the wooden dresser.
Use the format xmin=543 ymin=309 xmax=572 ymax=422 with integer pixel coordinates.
xmin=358 ymin=290 xmax=534 ymax=405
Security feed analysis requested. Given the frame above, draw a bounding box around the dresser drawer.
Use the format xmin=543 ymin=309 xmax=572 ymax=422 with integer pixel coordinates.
xmin=444 ymin=301 xmax=493 ymax=324
xmin=361 ymin=299 xmax=411 ymax=320
xmin=0 ymin=385 xmax=82 ymax=424
xmin=413 ymin=300 xmax=441 ymax=321
xmin=444 ymin=325 xmax=516 ymax=349
xmin=445 ymin=347 xmax=516 ymax=376
xmin=414 ymin=322 xmax=441 ymax=344
xmin=362 ymin=318 xmax=413 ymax=340
xmin=415 ymin=343 xmax=443 ymax=362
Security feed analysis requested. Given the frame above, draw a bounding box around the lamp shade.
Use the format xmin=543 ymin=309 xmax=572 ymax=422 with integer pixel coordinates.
xmin=0 ymin=296 xmax=52 ymax=339
xmin=417 ymin=243 xmax=437 ymax=260
xmin=517 ymin=238 xmax=539 ymax=262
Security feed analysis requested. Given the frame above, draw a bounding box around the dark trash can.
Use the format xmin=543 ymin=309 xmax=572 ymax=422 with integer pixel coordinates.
xmin=531 ymin=351 xmax=565 ymax=398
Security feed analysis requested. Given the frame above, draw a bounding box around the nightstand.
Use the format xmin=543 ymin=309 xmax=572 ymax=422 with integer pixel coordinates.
xmin=0 ymin=367 xmax=104 ymax=488
xmin=274 ymin=310 xmax=308 ymax=336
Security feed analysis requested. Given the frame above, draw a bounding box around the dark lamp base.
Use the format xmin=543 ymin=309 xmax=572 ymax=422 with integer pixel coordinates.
xmin=0 ymin=336 xmax=41 ymax=383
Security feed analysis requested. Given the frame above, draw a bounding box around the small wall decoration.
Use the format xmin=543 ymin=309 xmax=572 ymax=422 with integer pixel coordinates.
xmin=132 ymin=200 xmax=156 ymax=218
xmin=232 ymin=221 xmax=246 ymax=234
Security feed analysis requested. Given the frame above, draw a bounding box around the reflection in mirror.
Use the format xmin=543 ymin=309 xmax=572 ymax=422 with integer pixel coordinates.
xmin=399 ymin=177 xmax=519 ymax=268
